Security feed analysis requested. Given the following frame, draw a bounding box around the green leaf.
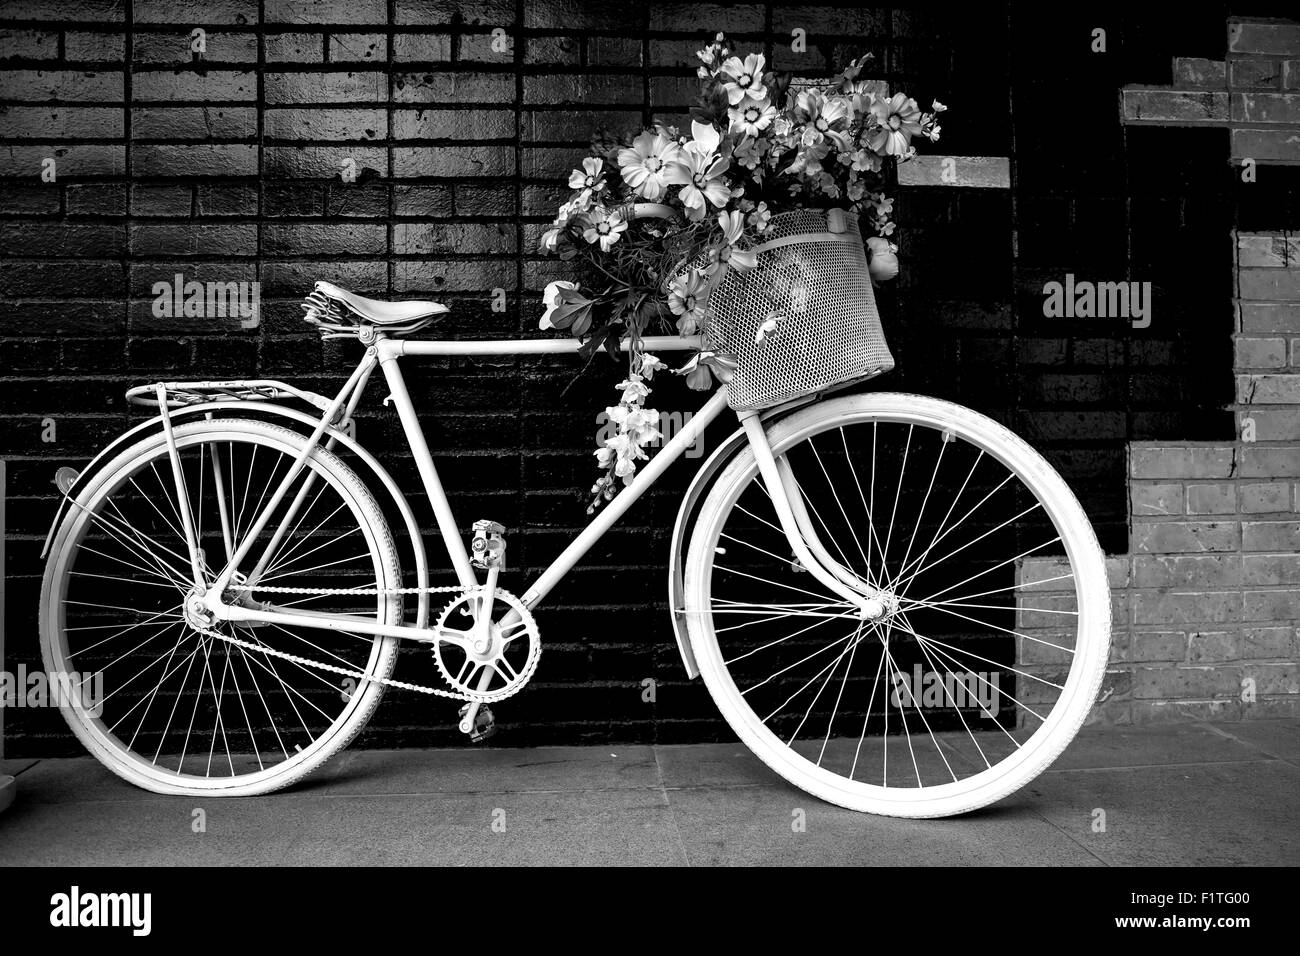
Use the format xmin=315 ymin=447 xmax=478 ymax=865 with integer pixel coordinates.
xmin=571 ymin=307 xmax=594 ymax=336
xmin=577 ymin=324 xmax=618 ymax=361
xmin=548 ymin=301 xmax=592 ymax=332
xmin=557 ymin=286 xmax=593 ymax=306
xmin=635 ymin=297 xmax=660 ymax=331
xmin=602 ymin=326 xmax=622 ymax=360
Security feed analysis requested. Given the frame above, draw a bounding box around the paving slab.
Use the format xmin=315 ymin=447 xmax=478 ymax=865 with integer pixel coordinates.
xmin=1 ymin=721 xmax=1297 ymax=866
xmin=313 ymin=745 xmax=661 ymax=796
xmin=1043 ymin=722 xmax=1269 ymax=771
xmin=1195 ymin=720 xmax=1300 ymax=763
xmin=664 ymin=785 xmax=1103 ymax=866
xmin=653 ymin=741 xmax=785 ymax=791
xmin=3 ymin=757 xmax=143 ymax=805
xmin=0 ymin=794 xmax=315 ymax=866
xmin=278 ymin=790 xmax=688 ymax=866
xmin=1023 ymin=760 xmax=1300 ymax=866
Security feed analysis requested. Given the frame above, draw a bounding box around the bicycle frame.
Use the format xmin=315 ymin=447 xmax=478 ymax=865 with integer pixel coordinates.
xmin=193 ymin=332 xmax=885 ymax=643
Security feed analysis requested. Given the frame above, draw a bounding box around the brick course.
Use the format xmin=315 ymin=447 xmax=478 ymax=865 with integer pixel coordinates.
xmin=1021 ymin=230 xmax=1300 ymax=724
xmin=1122 ymin=16 xmax=1300 ymax=165
xmin=1041 ymin=17 xmax=1300 ymax=726
xmin=2 ymin=4 xmax=1297 ymax=751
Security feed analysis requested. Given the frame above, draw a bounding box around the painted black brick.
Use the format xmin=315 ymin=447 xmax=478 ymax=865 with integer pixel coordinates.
xmin=0 ymin=0 xmax=1286 ymax=756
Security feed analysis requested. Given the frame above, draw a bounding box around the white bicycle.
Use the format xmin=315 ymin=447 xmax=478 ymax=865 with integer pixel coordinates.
xmin=40 ymin=211 xmax=1109 ymax=818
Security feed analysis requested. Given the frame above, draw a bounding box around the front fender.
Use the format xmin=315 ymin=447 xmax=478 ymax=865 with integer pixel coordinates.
xmin=40 ymin=400 xmax=433 ymax=629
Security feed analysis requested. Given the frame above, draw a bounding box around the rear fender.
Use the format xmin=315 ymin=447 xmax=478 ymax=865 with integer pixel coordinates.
xmin=40 ymin=401 xmax=433 ymax=629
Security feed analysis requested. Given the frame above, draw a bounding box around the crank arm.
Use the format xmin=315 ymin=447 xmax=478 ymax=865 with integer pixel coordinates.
xmin=459 ymin=566 xmax=500 ymax=733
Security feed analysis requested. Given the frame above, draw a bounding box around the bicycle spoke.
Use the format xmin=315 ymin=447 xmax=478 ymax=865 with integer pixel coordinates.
xmin=895 ymin=429 xmax=948 ymax=584
xmin=849 ymin=644 xmax=886 ymax=781
xmin=104 ymin=619 xmax=192 ymax=731
xmin=715 ymin=564 xmax=838 ymax=604
xmin=913 ymin=632 xmax=992 ymax=770
xmin=818 ymin=625 xmax=861 ymax=765
xmin=760 ymin=625 xmax=864 ymax=726
xmin=786 ymin=621 xmax=864 ymax=746
xmin=125 ymin=621 xmax=190 ymax=750
xmin=259 ymin=497 xmax=345 ymax=580
xmin=880 ymin=639 xmax=923 ymax=787
xmin=746 ymin=628 xmax=859 ymax=702
xmin=890 ymin=500 xmax=1045 ymax=597
xmin=888 ymin=637 xmax=958 ymax=785
xmin=900 ymin=599 xmax=1075 ymax=656
xmin=916 ymin=567 xmax=1075 ymax=609
xmin=723 ymin=610 xmax=852 ymax=668
xmin=66 ymin=603 xmax=182 ymax=658
xmin=840 ymin=425 xmax=895 ymax=591
xmin=694 ymin=408 xmax=1102 ymax=808
xmin=880 ymin=423 xmax=913 ymax=582
xmin=806 ymin=437 xmax=873 ymax=578
xmin=49 ymin=423 xmax=396 ymax=790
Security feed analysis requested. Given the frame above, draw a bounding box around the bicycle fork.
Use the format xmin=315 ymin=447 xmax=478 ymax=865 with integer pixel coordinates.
xmin=737 ymin=411 xmax=890 ymax=620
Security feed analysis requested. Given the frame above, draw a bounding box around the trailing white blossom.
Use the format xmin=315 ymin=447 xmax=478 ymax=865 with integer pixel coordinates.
xmin=534 ymin=33 xmax=946 ymax=509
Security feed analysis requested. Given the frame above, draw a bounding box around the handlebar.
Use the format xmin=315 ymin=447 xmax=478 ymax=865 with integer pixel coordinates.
xmin=627 ymin=202 xmax=682 ymax=223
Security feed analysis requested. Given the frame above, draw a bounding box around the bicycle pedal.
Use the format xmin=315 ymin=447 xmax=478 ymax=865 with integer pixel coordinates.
xmin=458 ymin=703 xmax=496 ymax=743
xmin=470 ymin=519 xmax=507 ymax=571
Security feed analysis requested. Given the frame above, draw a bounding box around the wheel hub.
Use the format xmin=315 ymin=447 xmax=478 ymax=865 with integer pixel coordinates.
xmin=859 ymin=590 xmax=900 ymax=621
xmin=183 ymin=588 xmax=216 ymax=630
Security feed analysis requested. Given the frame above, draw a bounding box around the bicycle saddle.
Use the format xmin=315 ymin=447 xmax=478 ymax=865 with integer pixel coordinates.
xmin=303 ymin=281 xmax=449 ymax=338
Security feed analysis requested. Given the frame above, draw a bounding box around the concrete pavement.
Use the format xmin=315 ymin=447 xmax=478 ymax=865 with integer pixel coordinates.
xmin=1 ymin=720 xmax=1296 ymax=866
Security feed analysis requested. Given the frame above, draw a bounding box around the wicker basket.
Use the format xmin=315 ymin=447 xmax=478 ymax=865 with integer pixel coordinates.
xmin=693 ymin=209 xmax=894 ymax=412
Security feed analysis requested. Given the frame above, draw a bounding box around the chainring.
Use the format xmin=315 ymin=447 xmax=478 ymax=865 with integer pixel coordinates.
xmin=432 ymin=587 xmax=541 ymax=702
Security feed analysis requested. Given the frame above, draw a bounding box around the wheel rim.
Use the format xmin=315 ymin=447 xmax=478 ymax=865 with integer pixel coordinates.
xmin=43 ymin=424 xmax=398 ymax=790
xmin=689 ymin=401 xmax=1107 ymax=809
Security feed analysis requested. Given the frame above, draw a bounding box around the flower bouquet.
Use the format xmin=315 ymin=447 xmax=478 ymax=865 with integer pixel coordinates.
xmin=537 ymin=33 xmax=945 ymax=510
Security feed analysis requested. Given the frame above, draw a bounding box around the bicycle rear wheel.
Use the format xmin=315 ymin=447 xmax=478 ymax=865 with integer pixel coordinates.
xmin=683 ymin=393 xmax=1110 ymax=818
xmin=40 ymin=418 xmax=402 ymax=796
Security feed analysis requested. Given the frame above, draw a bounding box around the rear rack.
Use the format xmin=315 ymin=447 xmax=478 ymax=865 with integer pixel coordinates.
xmin=125 ymin=380 xmax=333 ymax=413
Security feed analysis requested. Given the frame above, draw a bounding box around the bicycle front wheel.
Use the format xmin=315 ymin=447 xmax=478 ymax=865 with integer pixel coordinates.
xmin=683 ymin=393 xmax=1110 ymax=818
xmin=40 ymin=418 xmax=402 ymax=796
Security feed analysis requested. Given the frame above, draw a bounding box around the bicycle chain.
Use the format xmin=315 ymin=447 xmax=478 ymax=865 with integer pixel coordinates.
xmin=194 ymin=582 xmax=529 ymax=703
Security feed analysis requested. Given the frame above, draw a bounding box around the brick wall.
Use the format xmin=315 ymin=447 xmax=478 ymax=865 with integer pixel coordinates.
xmin=1 ymin=2 xmax=1296 ymax=752
xmin=1028 ymin=18 xmax=1300 ymax=725
xmin=1122 ymin=16 xmax=1300 ymax=163
xmin=1020 ymin=233 xmax=1300 ymax=724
